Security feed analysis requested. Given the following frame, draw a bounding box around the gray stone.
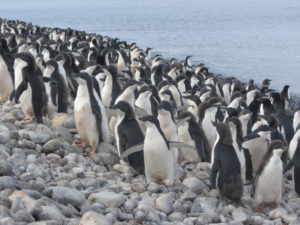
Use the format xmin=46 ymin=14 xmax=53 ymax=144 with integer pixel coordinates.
xmin=272 ymin=218 xmax=283 ymax=225
xmin=131 ymin=183 xmax=147 ymax=193
xmin=0 ymin=176 xmax=16 ymax=191
xmin=198 ymin=197 xmax=218 ymax=213
xmin=155 ymin=193 xmax=174 ymax=215
xmin=87 ymin=191 xmax=126 ymax=208
xmin=0 ymin=159 xmax=13 ymax=176
xmin=42 ymin=139 xmax=62 ymax=154
xmin=32 ymin=205 xmax=63 ymax=223
xmin=50 ymin=114 xmax=76 ymax=129
xmin=182 ymin=177 xmax=205 ymax=194
xmin=195 ymin=214 xmax=213 ymax=224
xmin=249 ymin=216 xmax=264 ymax=225
xmin=0 ymin=217 xmax=15 ymax=225
xmin=148 ymin=182 xmax=161 ymax=193
xmin=21 ymin=124 xmax=54 ymax=144
xmin=287 ymin=198 xmax=300 ymax=212
xmin=52 ymin=187 xmax=86 ymax=207
xmin=135 ymin=210 xmax=147 ymax=223
xmin=79 ymin=211 xmax=112 ymax=225
xmin=190 ymin=199 xmax=202 ymax=214
xmin=231 ymin=207 xmax=248 ymax=222
xmin=14 ymin=210 xmax=35 ymax=223
xmin=0 ymin=125 xmax=10 ymax=144
xmin=168 ymin=211 xmax=185 ymax=222
xmin=282 ymin=213 xmax=298 ymax=224
xmin=173 ymin=199 xmax=185 ymax=213
xmin=52 ymin=125 xmax=73 ymax=144
xmin=268 ymin=207 xmax=287 ymax=220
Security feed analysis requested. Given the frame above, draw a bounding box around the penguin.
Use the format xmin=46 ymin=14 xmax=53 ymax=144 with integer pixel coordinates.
xmin=0 ymin=38 xmax=14 ymax=102
xmin=238 ymin=110 xmax=253 ymax=137
xmin=177 ymin=110 xmax=209 ymax=162
xmin=251 ymin=140 xmax=286 ymax=210
xmin=135 ymin=85 xmax=153 ymax=115
xmin=12 ymin=52 xmax=48 ymax=123
xmin=276 ymin=109 xmax=294 ymax=144
xmin=210 ymin=122 xmax=243 ymax=202
xmin=43 ymin=60 xmax=69 ymax=112
xmin=73 ymin=72 xmax=109 ymax=156
xmin=139 ymin=115 xmax=174 ymax=186
xmin=284 ymin=125 xmax=300 ymax=196
xmin=226 ymin=117 xmax=253 ymax=183
xmin=112 ymin=101 xmax=145 ymax=174
xmin=280 ymin=85 xmax=290 ymax=111
xmin=157 ymin=101 xmax=179 ymax=162
xmin=101 ymin=66 xmax=121 ymax=107
xmin=293 ymin=110 xmax=300 ymax=132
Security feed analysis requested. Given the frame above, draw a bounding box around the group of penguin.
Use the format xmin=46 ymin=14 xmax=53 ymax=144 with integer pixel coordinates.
xmin=0 ymin=18 xmax=300 ymax=211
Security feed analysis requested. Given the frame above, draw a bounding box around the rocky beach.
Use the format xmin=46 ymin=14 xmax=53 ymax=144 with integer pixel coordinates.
xmin=0 ymin=102 xmax=299 ymax=225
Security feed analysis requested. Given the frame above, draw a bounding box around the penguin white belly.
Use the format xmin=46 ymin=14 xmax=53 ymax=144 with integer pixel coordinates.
xmin=101 ymin=77 xmax=113 ymax=107
xmin=144 ymin=127 xmax=174 ymax=186
xmin=178 ymin=123 xmax=200 ymax=162
xmin=158 ymin=116 xmax=179 ymax=162
xmin=232 ymin=140 xmax=246 ymax=183
xmin=20 ymin=86 xmax=34 ymax=118
xmin=243 ymin=137 xmax=268 ymax=173
xmin=288 ymin=130 xmax=300 ymax=159
xmin=202 ymin=110 xmax=217 ymax=150
xmin=0 ymin=56 xmax=13 ymax=102
xmin=135 ymin=95 xmax=152 ymax=114
xmin=74 ymin=100 xmax=99 ymax=147
xmin=254 ymin=156 xmax=283 ymax=205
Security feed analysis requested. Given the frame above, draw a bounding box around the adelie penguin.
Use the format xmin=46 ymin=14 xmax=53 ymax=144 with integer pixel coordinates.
xmin=284 ymin=124 xmax=300 ymax=196
xmin=112 ymin=101 xmax=145 ymax=174
xmin=43 ymin=59 xmax=69 ymax=112
xmin=177 ymin=110 xmax=209 ymax=162
xmin=210 ymin=122 xmax=243 ymax=202
xmin=0 ymin=38 xmax=14 ymax=102
xmin=139 ymin=115 xmax=174 ymax=186
xmin=73 ymin=72 xmax=109 ymax=156
xmin=251 ymin=140 xmax=286 ymax=211
xmin=12 ymin=52 xmax=48 ymax=123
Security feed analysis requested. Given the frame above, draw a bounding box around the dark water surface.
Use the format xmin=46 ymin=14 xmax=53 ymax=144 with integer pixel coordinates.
xmin=1 ymin=0 xmax=300 ymax=94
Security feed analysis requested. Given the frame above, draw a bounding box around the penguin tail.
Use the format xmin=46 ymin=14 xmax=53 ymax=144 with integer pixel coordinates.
xmin=220 ymin=174 xmax=243 ymax=202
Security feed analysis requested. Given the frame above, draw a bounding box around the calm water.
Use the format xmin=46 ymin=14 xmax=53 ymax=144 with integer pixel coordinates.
xmin=1 ymin=0 xmax=300 ymax=94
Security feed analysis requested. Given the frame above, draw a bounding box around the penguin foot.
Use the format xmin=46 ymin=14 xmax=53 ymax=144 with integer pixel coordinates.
xmin=22 ymin=117 xmax=33 ymax=124
xmin=75 ymin=141 xmax=89 ymax=148
xmin=84 ymin=148 xmax=97 ymax=157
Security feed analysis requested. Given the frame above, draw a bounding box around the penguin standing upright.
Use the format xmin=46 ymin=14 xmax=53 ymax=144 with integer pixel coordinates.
xmin=74 ymin=72 xmax=109 ymax=156
xmin=13 ymin=52 xmax=48 ymax=123
xmin=252 ymin=140 xmax=285 ymax=210
xmin=210 ymin=122 xmax=243 ymax=202
xmin=157 ymin=101 xmax=179 ymax=162
xmin=139 ymin=115 xmax=174 ymax=186
xmin=285 ymin=125 xmax=300 ymax=196
xmin=43 ymin=60 xmax=69 ymax=112
xmin=0 ymin=39 xmax=14 ymax=102
xmin=177 ymin=111 xmax=209 ymax=162
xmin=113 ymin=101 xmax=145 ymax=174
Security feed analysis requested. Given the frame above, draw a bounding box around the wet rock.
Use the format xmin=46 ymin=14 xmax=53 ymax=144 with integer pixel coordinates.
xmin=52 ymin=187 xmax=86 ymax=207
xmin=79 ymin=211 xmax=112 ymax=225
xmin=87 ymin=191 xmax=126 ymax=208
xmin=155 ymin=193 xmax=174 ymax=215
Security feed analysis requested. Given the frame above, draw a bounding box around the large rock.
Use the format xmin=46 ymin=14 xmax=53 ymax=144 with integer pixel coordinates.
xmin=13 ymin=210 xmax=35 ymax=223
xmin=9 ymin=191 xmax=37 ymax=213
xmin=32 ymin=205 xmax=63 ymax=223
xmin=87 ymin=191 xmax=126 ymax=208
xmin=198 ymin=197 xmax=218 ymax=213
xmin=0 ymin=159 xmax=13 ymax=176
xmin=79 ymin=211 xmax=112 ymax=225
xmin=42 ymin=139 xmax=62 ymax=154
xmin=0 ymin=176 xmax=16 ymax=191
xmin=155 ymin=193 xmax=174 ymax=215
xmin=0 ymin=125 xmax=10 ymax=144
xmin=52 ymin=187 xmax=86 ymax=207
xmin=182 ymin=177 xmax=205 ymax=194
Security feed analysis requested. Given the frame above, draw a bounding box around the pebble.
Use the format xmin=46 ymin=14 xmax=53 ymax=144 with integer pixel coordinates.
xmin=0 ymin=125 xmax=11 ymax=144
xmin=42 ymin=139 xmax=62 ymax=154
xmin=87 ymin=191 xmax=126 ymax=208
xmin=52 ymin=186 xmax=86 ymax=207
xmin=155 ymin=193 xmax=174 ymax=215
xmin=182 ymin=177 xmax=205 ymax=194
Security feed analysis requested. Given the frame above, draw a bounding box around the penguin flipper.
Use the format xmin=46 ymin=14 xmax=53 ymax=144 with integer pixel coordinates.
xmin=120 ymin=143 xmax=144 ymax=160
xmin=14 ymin=80 xmax=28 ymax=103
xmin=210 ymin=159 xmax=221 ymax=189
xmin=243 ymin=147 xmax=253 ymax=181
xmin=189 ymin=123 xmax=207 ymax=161
xmin=50 ymin=82 xmax=58 ymax=106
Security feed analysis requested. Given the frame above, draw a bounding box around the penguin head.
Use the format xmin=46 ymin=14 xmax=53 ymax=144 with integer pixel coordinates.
xmin=253 ymin=124 xmax=273 ymax=139
xmin=55 ymin=54 xmax=66 ymax=65
xmin=226 ymin=117 xmax=243 ymax=139
xmin=14 ymin=52 xmax=36 ymax=69
xmin=112 ymin=101 xmax=135 ymax=120
xmin=268 ymin=139 xmax=286 ymax=156
xmin=158 ymin=101 xmax=173 ymax=116
xmin=212 ymin=122 xmax=233 ymax=146
xmin=45 ymin=59 xmax=57 ymax=71
xmin=178 ymin=110 xmax=196 ymax=123
xmin=73 ymin=72 xmax=91 ymax=86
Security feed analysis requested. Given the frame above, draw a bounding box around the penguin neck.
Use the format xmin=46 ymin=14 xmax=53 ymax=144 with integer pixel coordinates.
xmin=76 ymin=84 xmax=89 ymax=99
